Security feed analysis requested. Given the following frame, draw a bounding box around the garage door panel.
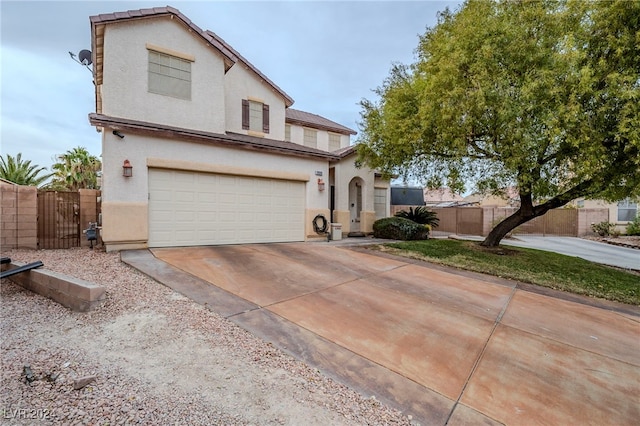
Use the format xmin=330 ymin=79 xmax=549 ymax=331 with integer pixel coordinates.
xmin=175 ymin=191 xmax=195 ymax=202
xmin=152 ymin=190 xmax=173 ymax=202
xmin=149 ymin=169 xmax=305 ymax=247
xmin=174 ymin=212 xmax=196 ymax=222
xmin=198 ymin=192 xmax=217 ymax=203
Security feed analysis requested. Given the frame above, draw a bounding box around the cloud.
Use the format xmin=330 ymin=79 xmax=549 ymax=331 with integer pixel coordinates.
xmin=1 ymin=0 xmax=460 ymax=170
xmin=1 ymin=44 xmax=99 ymax=169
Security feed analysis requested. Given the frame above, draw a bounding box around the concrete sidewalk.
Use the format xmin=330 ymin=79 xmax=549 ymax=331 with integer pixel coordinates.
xmin=123 ymin=243 xmax=640 ymax=425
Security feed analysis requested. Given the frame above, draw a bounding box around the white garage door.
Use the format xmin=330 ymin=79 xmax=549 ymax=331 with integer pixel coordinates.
xmin=148 ymin=169 xmax=305 ymax=247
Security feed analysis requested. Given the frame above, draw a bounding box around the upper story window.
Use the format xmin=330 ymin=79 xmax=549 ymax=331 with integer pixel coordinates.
xmin=285 ymin=125 xmax=291 ymax=142
xmin=328 ymin=133 xmax=341 ymax=151
xmin=242 ymin=99 xmax=269 ymax=134
xmin=617 ymin=198 xmax=638 ymax=221
xmin=303 ymin=128 xmax=317 ymax=149
xmin=148 ymin=50 xmax=191 ymax=100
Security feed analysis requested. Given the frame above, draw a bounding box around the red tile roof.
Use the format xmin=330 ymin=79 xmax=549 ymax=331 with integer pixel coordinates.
xmin=285 ymin=109 xmax=356 ymax=135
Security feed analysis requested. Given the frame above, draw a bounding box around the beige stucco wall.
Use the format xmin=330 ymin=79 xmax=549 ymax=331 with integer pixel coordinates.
xmin=306 ymin=208 xmax=331 ymax=239
xmin=331 ymin=153 xmax=379 ymax=234
xmin=100 ymin=130 xmax=330 ymax=248
xmin=224 ymin=62 xmax=287 ymax=140
xmin=101 ymin=132 xmax=327 ymax=204
xmin=101 ymin=202 xmax=148 ymax=251
xmin=287 ymin=124 xmax=350 ymax=152
xmin=101 ymin=16 xmax=227 ymax=134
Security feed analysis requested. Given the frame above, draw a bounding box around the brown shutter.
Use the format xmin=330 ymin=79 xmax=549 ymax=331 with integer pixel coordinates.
xmin=262 ymin=104 xmax=270 ymax=133
xmin=242 ymin=99 xmax=249 ymax=130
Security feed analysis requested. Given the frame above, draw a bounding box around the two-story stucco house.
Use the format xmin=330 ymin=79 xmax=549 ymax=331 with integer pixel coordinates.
xmin=88 ymin=6 xmax=390 ymax=251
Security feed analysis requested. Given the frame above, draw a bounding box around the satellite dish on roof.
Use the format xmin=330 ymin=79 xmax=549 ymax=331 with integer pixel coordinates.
xmin=78 ymin=49 xmax=92 ymax=66
xmin=68 ymin=49 xmax=93 ymax=75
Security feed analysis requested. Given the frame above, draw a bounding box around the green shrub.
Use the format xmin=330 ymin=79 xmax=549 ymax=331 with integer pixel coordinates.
xmin=395 ymin=206 xmax=440 ymax=228
xmin=373 ymin=217 xmax=430 ymax=240
xmin=625 ymin=216 xmax=640 ymax=236
xmin=590 ymin=221 xmax=619 ymax=237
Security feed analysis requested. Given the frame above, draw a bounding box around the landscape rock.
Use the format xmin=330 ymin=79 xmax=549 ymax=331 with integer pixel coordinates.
xmin=73 ymin=375 xmax=97 ymax=390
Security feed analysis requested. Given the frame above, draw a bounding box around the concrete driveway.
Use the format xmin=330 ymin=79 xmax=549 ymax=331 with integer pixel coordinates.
xmin=122 ymin=243 xmax=640 ymax=425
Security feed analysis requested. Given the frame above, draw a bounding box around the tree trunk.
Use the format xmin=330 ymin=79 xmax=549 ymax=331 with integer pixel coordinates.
xmin=481 ymin=192 xmax=541 ymax=247
xmin=479 ymin=168 xmax=619 ymax=247
xmin=480 ymin=209 xmax=535 ymax=247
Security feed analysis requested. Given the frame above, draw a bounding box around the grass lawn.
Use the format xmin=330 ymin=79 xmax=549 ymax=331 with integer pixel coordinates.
xmin=379 ymin=239 xmax=640 ymax=305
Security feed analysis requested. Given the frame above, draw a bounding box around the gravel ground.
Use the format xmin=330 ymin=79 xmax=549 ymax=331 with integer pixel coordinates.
xmin=1 ymin=248 xmax=413 ymax=425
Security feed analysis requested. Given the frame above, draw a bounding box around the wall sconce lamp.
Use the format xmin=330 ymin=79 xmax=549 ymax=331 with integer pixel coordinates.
xmin=317 ymin=178 xmax=325 ymax=191
xmin=122 ymin=159 xmax=133 ymax=177
xmin=113 ymin=130 xmax=125 ymax=139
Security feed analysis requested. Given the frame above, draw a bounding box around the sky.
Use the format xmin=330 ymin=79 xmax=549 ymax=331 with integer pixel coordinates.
xmin=1 ymin=0 xmax=462 ymax=173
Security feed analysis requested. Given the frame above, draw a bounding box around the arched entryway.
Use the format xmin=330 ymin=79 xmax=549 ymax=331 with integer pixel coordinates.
xmin=348 ymin=177 xmax=364 ymax=233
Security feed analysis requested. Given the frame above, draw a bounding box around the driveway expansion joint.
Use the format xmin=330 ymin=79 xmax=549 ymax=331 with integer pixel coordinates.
xmin=445 ymin=285 xmax=518 ymax=425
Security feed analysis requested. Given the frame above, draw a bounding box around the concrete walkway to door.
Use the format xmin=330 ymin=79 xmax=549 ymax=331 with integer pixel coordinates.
xmin=122 ymin=243 xmax=640 ymax=425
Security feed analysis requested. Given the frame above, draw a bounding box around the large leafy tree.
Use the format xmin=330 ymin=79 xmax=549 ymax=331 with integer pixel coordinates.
xmin=0 ymin=153 xmax=52 ymax=187
xmin=357 ymin=0 xmax=640 ymax=246
xmin=49 ymin=147 xmax=101 ymax=191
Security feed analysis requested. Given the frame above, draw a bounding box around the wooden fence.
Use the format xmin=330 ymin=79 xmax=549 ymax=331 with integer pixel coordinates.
xmin=390 ymin=205 xmax=609 ymax=237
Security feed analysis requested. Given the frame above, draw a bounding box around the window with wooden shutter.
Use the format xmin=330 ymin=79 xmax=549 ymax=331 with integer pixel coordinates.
xmin=262 ymin=104 xmax=269 ymax=133
xmin=244 ymin=100 xmax=269 ymax=134
xmin=242 ymin=99 xmax=250 ymax=129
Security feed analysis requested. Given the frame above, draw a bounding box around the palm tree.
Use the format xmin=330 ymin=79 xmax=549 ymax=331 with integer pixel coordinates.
xmin=395 ymin=206 xmax=440 ymax=228
xmin=0 ymin=153 xmax=52 ymax=187
xmin=49 ymin=147 xmax=101 ymax=191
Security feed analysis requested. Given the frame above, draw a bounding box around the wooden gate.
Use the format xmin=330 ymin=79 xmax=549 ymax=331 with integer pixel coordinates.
xmin=37 ymin=191 xmax=80 ymax=249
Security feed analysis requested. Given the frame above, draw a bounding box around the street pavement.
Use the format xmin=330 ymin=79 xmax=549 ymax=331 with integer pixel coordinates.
xmin=499 ymin=236 xmax=639 ymax=270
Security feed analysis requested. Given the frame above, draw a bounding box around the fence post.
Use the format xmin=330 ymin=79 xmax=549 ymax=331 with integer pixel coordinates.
xmin=455 ymin=207 xmax=459 ymax=235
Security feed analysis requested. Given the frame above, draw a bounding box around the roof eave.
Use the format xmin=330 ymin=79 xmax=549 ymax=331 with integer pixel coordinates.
xmin=205 ymin=30 xmax=294 ymax=107
xmin=88 ymin=113 xmax=338 ymax=161
xmin=286 ymin=117 xmax=357 ymax=136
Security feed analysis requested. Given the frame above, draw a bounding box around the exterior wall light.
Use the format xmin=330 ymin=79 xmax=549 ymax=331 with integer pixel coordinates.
xmin=317 ymin=178 xmax=325 ymax=191
xmin=122 ymin=159 xmax=133 ymax=177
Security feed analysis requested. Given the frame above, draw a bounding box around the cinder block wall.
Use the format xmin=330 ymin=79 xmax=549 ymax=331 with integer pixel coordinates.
xmin=578 ymin=208 xmax=610 ymax=236
xmin=0 ymin=181 xmax=37 ymax=249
